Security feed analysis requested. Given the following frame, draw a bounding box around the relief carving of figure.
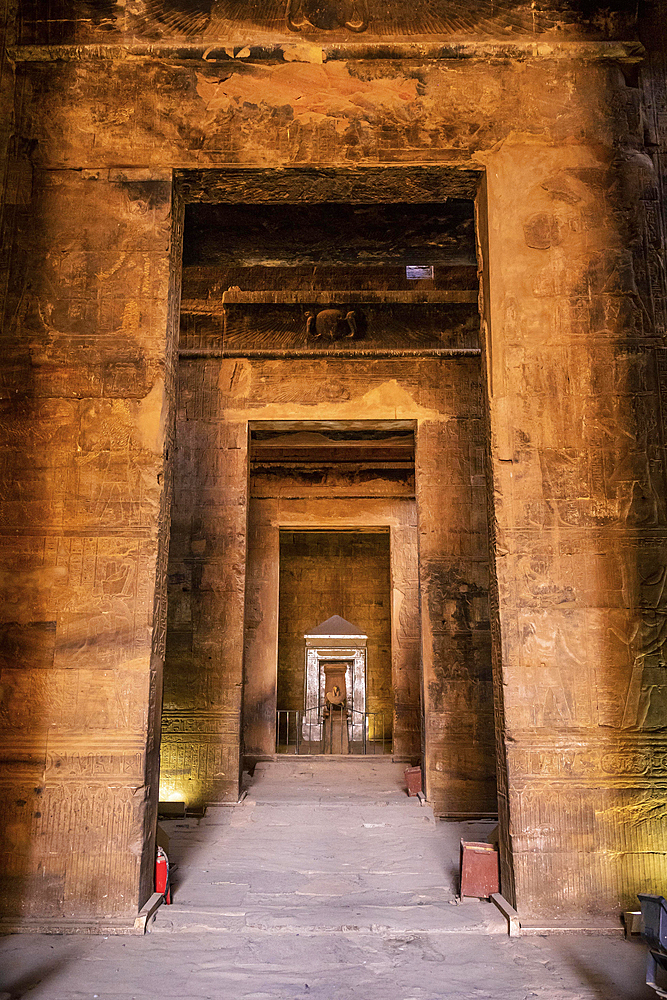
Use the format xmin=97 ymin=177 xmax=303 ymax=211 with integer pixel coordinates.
xmin=620 ymin=563 xmax=667 ymax=730
xmin=286 ymin=0 xmax=369 ymax=32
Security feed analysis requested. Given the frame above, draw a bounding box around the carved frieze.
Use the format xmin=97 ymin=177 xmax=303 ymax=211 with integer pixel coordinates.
xmin=44 ymin=750 xmax=144 ymax=780
xmin=161 ymin=710 xmax=240 ymax=735
xmin=16 ymin=0 xmax=638 ymax=45
xmin=507 ymin=740 xmax=667 ymax=782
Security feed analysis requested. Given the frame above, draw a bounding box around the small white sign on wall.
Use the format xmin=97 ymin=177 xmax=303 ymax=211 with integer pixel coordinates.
xmin=405 ymin=265 xmax=434 ymax=280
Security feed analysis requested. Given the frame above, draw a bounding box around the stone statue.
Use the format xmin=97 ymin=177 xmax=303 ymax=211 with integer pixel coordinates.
xmin=323 ymin=683 xmax=346 ymax=715
xmin=322 ymin=682 xmax=348 ymax=753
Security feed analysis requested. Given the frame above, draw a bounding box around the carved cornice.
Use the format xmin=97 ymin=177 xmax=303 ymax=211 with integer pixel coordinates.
xmin=7 ymin=39 xmax=645 ymax=64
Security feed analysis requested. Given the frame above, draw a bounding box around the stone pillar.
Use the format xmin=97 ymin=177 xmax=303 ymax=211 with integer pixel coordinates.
xmin=242 ymin=502 xmax=279 ymax=760
xmin=160 ymin=359 xmax=248 ymax=806
xmin=0 ymin=169 xmax=176 ymax=928
xmin=481 ymin=143 xmax=667 ymax=921
xmin=390 ymin=515 xmax=421 ymax=759
xmin=417 ymin=361 xmax=496 ymax=816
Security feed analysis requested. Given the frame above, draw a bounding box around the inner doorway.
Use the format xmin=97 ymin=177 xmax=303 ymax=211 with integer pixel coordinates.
xmin=160 ymin=168 xmax=497 ymax=818
xmin=241 ymin=420 xmax=421 ymax=767
xmin=277 ymin=530 xmax=392 ymax=754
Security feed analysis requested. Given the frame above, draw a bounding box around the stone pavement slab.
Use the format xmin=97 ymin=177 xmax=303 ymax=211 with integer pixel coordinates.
xmin=0 ymin=928 xmax=656 ymax=999
xmin=1 ymin=759 xmax=654 ymax=999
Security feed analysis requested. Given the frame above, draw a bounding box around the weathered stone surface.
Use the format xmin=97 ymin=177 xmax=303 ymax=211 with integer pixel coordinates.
xmin=478 ymin=135 xmax=667 ymax=918
xmin=0 ymin=166 xmax=179 ymax=925
xmin=15 ymin=0 xmax=639 ymax=46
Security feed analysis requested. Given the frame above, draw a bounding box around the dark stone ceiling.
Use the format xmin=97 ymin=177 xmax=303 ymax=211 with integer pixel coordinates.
xmin=183 ymin=201 xmax=477 ymax=268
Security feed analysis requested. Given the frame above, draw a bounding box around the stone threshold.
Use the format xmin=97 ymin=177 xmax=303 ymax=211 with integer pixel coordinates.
xmin=151 ymin=900 xmax=507 ymax=936
xmin=266 ymin=753 xmax=406 ymax=762
xmin=518 ymin=922 xmax=625 ymax=937
xmin=0 ymin=916 xmax=142 ymax=936
xmin=0 ymin=892 xmax=166 ymax=937
xmin=490 ymin=894 xmax=625 ymax=938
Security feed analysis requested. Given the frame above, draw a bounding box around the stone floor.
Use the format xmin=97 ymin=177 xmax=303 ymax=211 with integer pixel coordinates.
xmin=155 ymin=757 xmax=503 ymax=935
xmin=0 ymin=758 xmax=658 ymax=999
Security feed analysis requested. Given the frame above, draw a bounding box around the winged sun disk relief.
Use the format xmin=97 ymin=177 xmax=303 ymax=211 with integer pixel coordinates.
xmin=286 ymin=0 xmax=369 ymax=33
xmin=305 ymin=308 xmax=358 ymax=341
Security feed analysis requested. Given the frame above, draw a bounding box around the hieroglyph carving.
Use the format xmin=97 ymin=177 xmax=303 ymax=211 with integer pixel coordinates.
xmin=508 ymin=743 xmax=667 ymax=780
xmin=45 ymin=751 xmax=144 ymax=779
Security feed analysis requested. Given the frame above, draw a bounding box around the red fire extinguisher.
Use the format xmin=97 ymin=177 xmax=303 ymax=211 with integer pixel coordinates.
xmin=155 ymin=845 xmax=171 ymax=904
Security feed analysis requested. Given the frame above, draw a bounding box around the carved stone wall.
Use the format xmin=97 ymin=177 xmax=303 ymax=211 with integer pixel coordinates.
xmin=418 ymin=403 xmax=496 ymax=815
xmin=242 ymin=498 xmax=281 ymax=760
xmin=160 ymin=368 xmax=248 ymax=805
xmin=478 ymin=140 xmax=667 ymax=920
xmin=14 ymin=0 xmax=638 ymax=46
xmin=0 ymin=169 xmax=178 ymax=928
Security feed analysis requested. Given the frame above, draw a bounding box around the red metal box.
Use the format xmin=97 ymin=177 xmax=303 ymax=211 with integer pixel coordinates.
xmin=460 ymin=840 xmax=499 ymax=898
xmin=405 ymin=765 xmax=422 ymax=797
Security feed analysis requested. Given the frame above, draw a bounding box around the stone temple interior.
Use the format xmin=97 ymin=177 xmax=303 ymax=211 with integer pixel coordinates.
xmin=0 ymin=0 xmax=665 ymax=944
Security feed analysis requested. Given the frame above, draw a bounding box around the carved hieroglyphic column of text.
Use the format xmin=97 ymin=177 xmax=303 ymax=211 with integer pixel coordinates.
xmin=416 ymin=360 xmax=496 ymax=816
xmin=242 ymin=500 xmax=279 ymax=759
xmin=390 ymin=511 xmax=421 ymax=759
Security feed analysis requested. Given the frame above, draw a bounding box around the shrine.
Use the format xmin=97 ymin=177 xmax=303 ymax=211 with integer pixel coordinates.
xmin=301 ymin=615 xmax=367 ymax=751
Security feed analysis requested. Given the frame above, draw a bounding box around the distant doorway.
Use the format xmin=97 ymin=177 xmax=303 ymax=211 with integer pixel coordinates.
xmin=277 ymin=530 xmax=392 ymax=755
xmin=240 ymin=420 xmax=421 ymax=768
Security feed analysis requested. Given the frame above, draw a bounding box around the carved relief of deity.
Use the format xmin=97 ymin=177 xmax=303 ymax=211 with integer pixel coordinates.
xmin=620 ymin=563 xmax=667 ymax=730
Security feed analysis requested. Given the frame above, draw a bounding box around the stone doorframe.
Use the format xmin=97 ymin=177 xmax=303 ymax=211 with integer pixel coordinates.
xmin=164 ymin=163 xmax=501 ymax=885
xmin=304 ymin=640 xmax=367 ymax=742
xmin=242 ymin=499 xmax=420 ymax=762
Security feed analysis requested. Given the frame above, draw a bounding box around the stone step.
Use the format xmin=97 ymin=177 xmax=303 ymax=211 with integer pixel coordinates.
xmin=152 ymin=900 xmax=506 ymax=936
xmin=154 ymin=759 xmax=499 ymax=940
xmin=171 ymin=877 xmax=456 ymax=903
xmin=238 ymin=806 xmax=436 ymax=829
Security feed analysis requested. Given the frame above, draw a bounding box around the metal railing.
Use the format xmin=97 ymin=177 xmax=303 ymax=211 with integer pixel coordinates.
xmin=276 ymin=707 xmax=391 ymax=755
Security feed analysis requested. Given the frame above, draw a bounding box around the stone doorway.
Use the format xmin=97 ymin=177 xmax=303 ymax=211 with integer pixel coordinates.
xmin=276 ymin=534 xmax=390 ymax=756
xmin=159 ymin=168 xmax=497 ymax=820
xmin=242 ymin=423 xmax=419 ymax=764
